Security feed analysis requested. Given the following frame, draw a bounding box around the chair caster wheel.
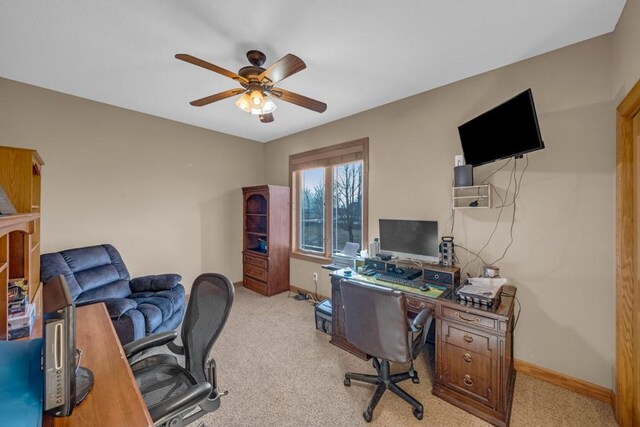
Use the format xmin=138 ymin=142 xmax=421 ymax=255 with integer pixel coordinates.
xmin=363 ymin=409 xmax=373 ymax=422
xmin=411 ymin=374 xmax=420 ymax=384
xmin=413 ymin=407 xmax=423 ymax=420
xmin=344 ymin=378 xmax=351 ymax=386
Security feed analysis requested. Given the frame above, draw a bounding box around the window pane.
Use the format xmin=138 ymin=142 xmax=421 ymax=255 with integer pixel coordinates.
xmin=332 ymin=161 xmax=363 ymax=253
xmin=299 ymin=168 xmax=325 ymax=253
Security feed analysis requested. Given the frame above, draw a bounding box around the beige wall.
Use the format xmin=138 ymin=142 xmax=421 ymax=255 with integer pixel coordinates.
xmin=3 ymin=2 xmax=638 ymax=392
xmin=265 ymin=35 xmax=617 ymax=389
xmin=613 ymin=0 xmax=640 ymax=102
xmin=0 ymin=78 xmax=264 ymax=291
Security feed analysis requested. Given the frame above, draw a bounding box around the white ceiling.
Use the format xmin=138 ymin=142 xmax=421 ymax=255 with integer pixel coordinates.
xmin=0 ymin=1 xmax=626 ymax=143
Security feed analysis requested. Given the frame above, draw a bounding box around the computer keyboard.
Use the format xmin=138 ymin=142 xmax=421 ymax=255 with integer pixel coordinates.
xmin=375 ymin=274 xmax=421 ymax=289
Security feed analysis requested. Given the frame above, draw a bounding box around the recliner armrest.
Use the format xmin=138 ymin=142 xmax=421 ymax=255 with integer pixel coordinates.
xmin=101 ymin=298 xmax=138 ymax=318
xmin=123 ymin=331 xmax=178 ymax=359
xmin=130 ymin=274 xmax=182 ymax=292
xmin=148 ymin=382 xmax=213 ymax=424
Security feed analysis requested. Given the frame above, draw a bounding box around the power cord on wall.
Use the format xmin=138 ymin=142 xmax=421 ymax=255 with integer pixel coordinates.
xmin=288 ymin=274 xmax=321 ymax=306
xmin=456 ymin=155 xmax=528 ymax=277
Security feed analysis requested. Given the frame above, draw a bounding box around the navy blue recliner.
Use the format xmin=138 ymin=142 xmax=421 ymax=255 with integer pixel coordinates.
xmin=41 ymin=244 xmax=186 ymax=345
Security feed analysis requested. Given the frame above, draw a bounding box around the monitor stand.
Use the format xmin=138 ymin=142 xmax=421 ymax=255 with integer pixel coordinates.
xmin=75 ymin=366 xmax=94 ymax=406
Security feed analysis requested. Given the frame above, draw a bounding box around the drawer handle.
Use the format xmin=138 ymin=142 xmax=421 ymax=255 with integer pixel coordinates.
xmin=463 ymin=353 xmax=472 ymax=364
xmin=456 ymin=312 xmax=480 ymax=323
xmin=463 ymin=375 xmax=474 ymax=387
xmin=463 ymin=334 xmax=474 ymax=343
xmin=407 ymin=300 xmax=425 ymax=309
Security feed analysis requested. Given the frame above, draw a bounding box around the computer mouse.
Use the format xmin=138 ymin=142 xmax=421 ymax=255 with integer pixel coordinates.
xmin=419 ymin=284 xmax=431 ymax=292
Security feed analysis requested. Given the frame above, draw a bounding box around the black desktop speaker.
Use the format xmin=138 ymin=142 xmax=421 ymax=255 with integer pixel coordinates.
xmin=423 ymin=265 xmax=460 ymax=287
xmin=454 ymin=165 xmax=473 ymax=187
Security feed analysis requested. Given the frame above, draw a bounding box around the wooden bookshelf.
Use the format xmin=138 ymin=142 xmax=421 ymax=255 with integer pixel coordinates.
xmin=242 ymin=185 xmax=290 ymax=296
xmin=0 ymin=146 xmax=44 ymax=340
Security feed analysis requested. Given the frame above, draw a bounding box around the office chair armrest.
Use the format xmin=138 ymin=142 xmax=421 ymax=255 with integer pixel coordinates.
xmin=148 ymin=382 xmax=213 ymax=425
xmin=410 ymin=308 xmax=433 ymax=333
xmin=123 ymin=331 xmax=178 ymax=359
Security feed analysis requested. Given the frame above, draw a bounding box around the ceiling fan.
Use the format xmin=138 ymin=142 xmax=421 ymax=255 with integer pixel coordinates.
xmin=175 ymin=50 xmax=327 ymax=123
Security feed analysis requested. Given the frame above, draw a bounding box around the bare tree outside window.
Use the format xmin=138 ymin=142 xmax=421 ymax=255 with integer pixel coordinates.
xmin=299 ymin=168 xmax=325 ymax=253
xmin=332 ymin=161 xmax=363 ymax=253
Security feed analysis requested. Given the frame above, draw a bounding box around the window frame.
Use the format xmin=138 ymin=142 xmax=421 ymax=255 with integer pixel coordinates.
xmin=289 ymin=138 xmax=369 ymax=263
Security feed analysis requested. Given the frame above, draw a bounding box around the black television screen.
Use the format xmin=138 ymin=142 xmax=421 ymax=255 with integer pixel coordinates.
xmin=458 ymin=89 xmax=544 ymax=167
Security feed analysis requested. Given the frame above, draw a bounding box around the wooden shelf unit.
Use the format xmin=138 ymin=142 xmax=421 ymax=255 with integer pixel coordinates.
xmin=242 ymin=185 xmax=290 ymax=296
xmin=0 ymin=146 xmax=44 ymax=340
xmin=453 ymin=185 xmax=492 ymax=209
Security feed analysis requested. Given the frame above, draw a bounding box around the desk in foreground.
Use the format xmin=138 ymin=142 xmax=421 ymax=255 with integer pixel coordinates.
xmin=43 ymin=303 xmax=153 ymax=427
xmin=330 ymin=270 xmax=516 ymax=427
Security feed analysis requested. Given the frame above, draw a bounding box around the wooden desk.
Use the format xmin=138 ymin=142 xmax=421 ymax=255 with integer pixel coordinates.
xmin=330 ymin=270 xmax=516 ymax=427
xmin=43 ymin=303 xmax=153 ymax=427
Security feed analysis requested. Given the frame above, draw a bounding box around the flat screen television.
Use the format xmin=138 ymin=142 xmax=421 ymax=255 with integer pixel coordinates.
xmin=458 ymin=89 xmax=544 ymax=167
xmin=378 ymin=219 xmax=439 ymax=263
xmin=42 ymin=275 xmax=93 ymax=417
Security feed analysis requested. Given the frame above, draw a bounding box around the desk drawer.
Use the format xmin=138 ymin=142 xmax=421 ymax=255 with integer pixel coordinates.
xmin=442 ymin=343 xmax=491 ymax=378
xmin=442 ymin=307 xmax=496 ymax=330
xmin=244 ymin=276 xmax=267 ymax=294
xmin=442 ymin=321 xmax=494 ymax=357
xmin=244 ymin=264 xmax=268 ymax=282
xmin=442 ymin=366 xmax=494 ymax=407
xmin=405 ymin=295 xmax=432 ymax=313
xmin=244 ymin=254 xmax=268 ymax=269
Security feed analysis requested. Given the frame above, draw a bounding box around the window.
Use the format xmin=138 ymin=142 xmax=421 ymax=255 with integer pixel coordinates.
xmin=290 ymin=138 xmax=368 ymax=262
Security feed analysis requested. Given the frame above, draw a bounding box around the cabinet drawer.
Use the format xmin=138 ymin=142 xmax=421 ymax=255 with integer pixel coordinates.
xmin=442 ymin=343 xmax=491 ymax=378
xmin=244 ymin=276 xmax=266 ymax=294
xmin=442 ymin=366 xmax=494 ymax=407
xmin=244 ymin=264 xmax=268 ymax=282
xmin=442 ymin=307 xmax=496 ymax=330
xmin=244 ymin=255 xmax=268 ymax=269
xmin=442 ymin=321 xmax=494 ymax=357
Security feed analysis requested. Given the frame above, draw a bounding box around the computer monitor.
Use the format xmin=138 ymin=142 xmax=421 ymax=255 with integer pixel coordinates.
xmin=43 ymin=275 xmax=93 ymax=417
xmin=378 ymin=219 xmax=439 ymax=263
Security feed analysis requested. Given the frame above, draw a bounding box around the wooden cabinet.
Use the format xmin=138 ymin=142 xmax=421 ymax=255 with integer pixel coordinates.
xmin=242 ymin=185 xmax=290 ymax=296
xmin=434 ymin=290 xmax=516 ymax=427
xmin=0 ymin=146 xmax=44 ymax=340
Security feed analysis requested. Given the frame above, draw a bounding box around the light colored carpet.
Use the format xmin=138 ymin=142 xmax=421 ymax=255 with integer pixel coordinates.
xmin=161 ymin=286 xmax=616 ymax=426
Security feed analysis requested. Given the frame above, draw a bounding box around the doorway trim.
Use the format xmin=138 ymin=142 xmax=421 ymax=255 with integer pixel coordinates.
xmin=616 ymin=79 xmax=640 ymax=426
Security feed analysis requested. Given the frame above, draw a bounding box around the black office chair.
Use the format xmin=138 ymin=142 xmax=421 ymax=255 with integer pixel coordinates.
xmin=340 ymin=279 xmax=434 ymax=422
xmin=122 ymin=273 xmax=234 ymax=427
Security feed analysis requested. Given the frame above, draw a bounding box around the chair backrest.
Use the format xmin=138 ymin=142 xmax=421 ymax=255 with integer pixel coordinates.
xmin=40 ymin=244 xmax=131 ymax=304
xmin=181 ymin=273 xmax=234 ymax=383
xmin=340 ymin=279 xmax=410 ymax=363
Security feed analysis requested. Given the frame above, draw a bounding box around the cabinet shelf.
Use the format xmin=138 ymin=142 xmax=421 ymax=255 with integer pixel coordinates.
xmin=452 ymin=185 xmax=491 ymax=209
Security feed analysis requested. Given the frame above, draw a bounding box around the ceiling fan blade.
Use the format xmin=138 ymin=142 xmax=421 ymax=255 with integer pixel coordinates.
xmin=258 ymin=54 xmax=306 ymax=85
xmin=175 ymin=54 xmax=249 ymax=84
xmin=271 ymin=88 xmax=327 ymax=113
xmin=189 ymin=88 xmax=245 ymax=107
xmin=259 ymin=113 xmax=274 ymax=123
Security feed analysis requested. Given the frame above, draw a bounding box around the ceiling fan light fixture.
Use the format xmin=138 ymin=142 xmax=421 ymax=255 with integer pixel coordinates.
xmin=248 ymin=93 xmax=277 ymax=115
xmin=235 ymin=93 xmax=251 ymax=112
xmin=249 ymin=90 xmax=264 ymax=108
xmin=262 ymin=95 xmax=277 ymax=114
